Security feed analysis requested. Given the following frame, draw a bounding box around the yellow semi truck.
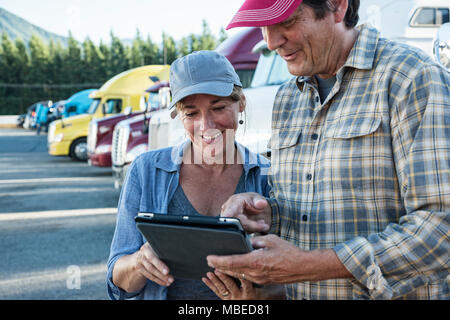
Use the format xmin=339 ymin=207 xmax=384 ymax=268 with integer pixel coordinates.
xmin=47 ymin=65 xmax=170 ymax=161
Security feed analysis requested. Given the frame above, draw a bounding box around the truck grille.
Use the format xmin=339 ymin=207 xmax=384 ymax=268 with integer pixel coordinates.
xmin=87 ymin=121 xmax=97 ymax=153
xmin=112 ymin=125 xmax=130 ymax=166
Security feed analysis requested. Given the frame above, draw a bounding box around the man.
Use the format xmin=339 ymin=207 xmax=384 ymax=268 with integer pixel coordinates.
xmin=206 ymin=0 xmax=450 ymax=299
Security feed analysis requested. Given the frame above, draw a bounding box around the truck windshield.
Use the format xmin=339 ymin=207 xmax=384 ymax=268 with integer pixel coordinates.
xmin=87 ymin=99 xmax=101 ymax=114
xmin=250 ymin=50 xmax=292 ymax=88
xmin=148 ymin=92 xmax=160 ymax=111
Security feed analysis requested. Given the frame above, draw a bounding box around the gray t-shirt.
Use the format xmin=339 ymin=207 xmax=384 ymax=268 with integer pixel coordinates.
xmin=315 ymin=75 xmax=337 ymax=104
xmin=166 ymin=171 xmax=246 ymax=300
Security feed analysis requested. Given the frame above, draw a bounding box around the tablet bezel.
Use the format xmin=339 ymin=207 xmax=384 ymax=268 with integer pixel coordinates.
xmin=134 ymin=213 xmax=253 ymax=280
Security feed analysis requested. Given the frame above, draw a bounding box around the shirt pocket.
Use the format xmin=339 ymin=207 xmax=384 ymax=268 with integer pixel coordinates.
xmin=324 ymin=115 xmax=382 ymax=139
xmin=270 ymin=127 xmax=302 ymax=187
xmin=322 ymin=114 xmax=385 ymax=193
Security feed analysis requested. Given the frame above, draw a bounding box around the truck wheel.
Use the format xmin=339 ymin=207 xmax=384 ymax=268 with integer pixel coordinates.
xmin=69 ymin=137 xmax=88 ymax=161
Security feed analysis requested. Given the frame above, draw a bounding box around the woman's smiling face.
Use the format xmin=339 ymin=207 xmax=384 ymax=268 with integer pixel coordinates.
xmin=179 ymin=93 xmax=244 ymax=162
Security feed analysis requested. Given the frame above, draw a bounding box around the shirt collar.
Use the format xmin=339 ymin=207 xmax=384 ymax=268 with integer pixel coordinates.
xmin=296 ymin=24 xmax=379 ymax=90
xmin=343 ymin=24 xmax=379 ymax=71
xmin=154 ymin=139 xmax=264 ymax=174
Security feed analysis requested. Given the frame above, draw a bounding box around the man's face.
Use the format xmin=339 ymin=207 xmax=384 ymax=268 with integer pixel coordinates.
xmin=261 ymin=4 xmax=336 ymax=77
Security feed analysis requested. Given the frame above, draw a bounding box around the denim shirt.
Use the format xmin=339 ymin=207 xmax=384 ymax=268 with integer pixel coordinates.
xmin=106 ymin=140 xmax=271 ymax=300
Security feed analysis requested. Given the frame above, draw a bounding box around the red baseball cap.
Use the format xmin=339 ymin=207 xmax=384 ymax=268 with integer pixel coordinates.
xmin=226 ymin=0 xmax=303 ymax=30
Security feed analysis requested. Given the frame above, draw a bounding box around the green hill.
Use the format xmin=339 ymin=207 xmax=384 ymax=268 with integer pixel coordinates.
xmin=0 ymin=7 xmax=68 ymax=45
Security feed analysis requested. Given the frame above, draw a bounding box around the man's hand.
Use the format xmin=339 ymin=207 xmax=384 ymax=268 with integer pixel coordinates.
xmin=207 ymin=235 xmax=353 ymax=285
xmin=207 ymin=234 xmax=305 ymax=285
xmin=221 ymin=192 xmax=272 ymax=233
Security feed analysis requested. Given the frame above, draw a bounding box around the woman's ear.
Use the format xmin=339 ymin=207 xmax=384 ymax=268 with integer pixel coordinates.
xmin=239 ymin=94 xmax=246 ymax=113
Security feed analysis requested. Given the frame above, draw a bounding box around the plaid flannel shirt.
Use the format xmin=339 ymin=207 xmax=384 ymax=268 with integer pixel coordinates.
xmin=268 ymin=25 xmax=450 ymax=300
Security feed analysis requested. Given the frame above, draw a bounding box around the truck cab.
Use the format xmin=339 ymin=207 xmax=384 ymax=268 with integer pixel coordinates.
xmin=62 ymin=89 xmax=97 ymax=118
xmin=111 ymin=85 xmax=171 ymax=189
xmin=47 ymin=65 xmax=170 ymax=161
xmin=87 ymin=81 xmax=169 ymax=168
xmin=86 ymin=110 xmax=143 ymax=167
xmin=359 ymin=0 xmax=450 ymax=57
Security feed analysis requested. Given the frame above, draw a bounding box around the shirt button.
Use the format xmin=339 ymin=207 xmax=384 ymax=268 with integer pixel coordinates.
xmin=311 ymin=133 xmax=318 ymax=140
xmin=306 ymin=173 xmax=312 ymax=180
xmin=302 ymin=215 xmax=308 ymax=221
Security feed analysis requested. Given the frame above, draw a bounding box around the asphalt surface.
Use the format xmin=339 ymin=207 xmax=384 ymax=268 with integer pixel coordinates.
xmin=0 ymin=128 xmax=120 ymax=299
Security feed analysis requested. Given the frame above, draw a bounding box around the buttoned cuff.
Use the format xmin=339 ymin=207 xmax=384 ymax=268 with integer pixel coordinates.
xmin=333 ymin=237 xmax=393 ymax=300
xmin=106 ymin=256 xmax=143 ymax=300
xmin=266 ymin=197 xmax=281 ymax=236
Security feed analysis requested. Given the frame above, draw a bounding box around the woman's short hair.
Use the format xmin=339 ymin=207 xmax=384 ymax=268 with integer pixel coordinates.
xmin=303 ymin=0 xmax=360 ymax=28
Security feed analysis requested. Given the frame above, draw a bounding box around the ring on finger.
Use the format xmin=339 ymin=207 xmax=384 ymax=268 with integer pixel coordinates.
xmin=241 ymin=273 xmax=246 ymax=281
xmin=222 ymin=291 xmax=229 ymax=297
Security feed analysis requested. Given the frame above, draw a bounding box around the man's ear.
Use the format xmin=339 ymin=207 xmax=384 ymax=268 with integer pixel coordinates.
xmin=333 ymin=0 xmax=349 ymax=23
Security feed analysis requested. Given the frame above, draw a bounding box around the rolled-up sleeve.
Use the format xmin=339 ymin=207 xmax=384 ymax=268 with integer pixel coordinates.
xmin=334 ymin=64 xmax=450 ymax=299
xmin=106 ymin=161 xmax=145 ymax=300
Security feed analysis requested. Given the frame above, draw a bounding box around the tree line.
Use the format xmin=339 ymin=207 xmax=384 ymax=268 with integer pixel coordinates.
xmin=0 ymin=20 xmax=227 ymax=115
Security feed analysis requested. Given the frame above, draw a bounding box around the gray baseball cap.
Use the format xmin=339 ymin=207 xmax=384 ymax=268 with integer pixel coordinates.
xmin=169 ymin=50 xmax=242 ymax=118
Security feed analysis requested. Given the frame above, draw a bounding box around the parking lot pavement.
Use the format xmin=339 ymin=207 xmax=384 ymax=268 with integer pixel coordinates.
xmin=0 ymin=128 xmax=120 ymax=299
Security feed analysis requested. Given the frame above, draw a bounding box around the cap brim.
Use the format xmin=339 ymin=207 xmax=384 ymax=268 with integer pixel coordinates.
xmin=226 ymin=0 xmax=303 ymax=30
xmin=169 ymin=81 xmax=234 ymax=119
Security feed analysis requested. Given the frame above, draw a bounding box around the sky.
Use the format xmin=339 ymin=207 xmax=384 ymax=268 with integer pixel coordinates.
xmin=0 ymin=0 xmax=246 ymax=43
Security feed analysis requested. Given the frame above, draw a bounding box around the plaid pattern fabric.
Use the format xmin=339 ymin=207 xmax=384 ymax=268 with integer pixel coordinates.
xmin=268 ymin=25 xmax=450 ymax=300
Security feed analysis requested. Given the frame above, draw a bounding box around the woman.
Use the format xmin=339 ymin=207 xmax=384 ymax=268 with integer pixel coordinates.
xmin=106 ymin=51 xmax=279 ymax=300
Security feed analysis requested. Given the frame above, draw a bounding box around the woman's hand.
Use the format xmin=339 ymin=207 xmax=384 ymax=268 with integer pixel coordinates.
xmin=134 ymin=242 xmax=174 ymax=287
xmin=202 ymin=270 xmax=259 ymax=300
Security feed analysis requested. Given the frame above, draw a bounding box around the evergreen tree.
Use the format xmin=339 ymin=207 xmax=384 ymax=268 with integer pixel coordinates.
xmin=48 ymin=40 xmax=64 ymax=84
xmin=141 ymin=35 xmax=159 ymax=65
xmin=178 ymin=37 xmax=191 ymax=58
xmin=129 ymin=30 xmax=144 ymax=68
xmin=28 ymin=33 xmax=49 ymax=84
xmin=14 ymin=38 xmax=30 ymax=84
xmin=0 ymin=32 xmax=18 ymax=83
xmin=82 ymin=37 xmax=106 ymax=83
xmin=65 ymin=32 xmax=83 ymax=84
xmin=98 ymin=40 xmax=112 ymax=78
xmin=189 ymin=33 xmax=201 ymax=52
xmin=108 ymin=31 xmax=129 ymax=75
xmin=161 ymin=32 xmax=177 ymax=65
xmin=199 ymin=20 xmax=216 ymax=50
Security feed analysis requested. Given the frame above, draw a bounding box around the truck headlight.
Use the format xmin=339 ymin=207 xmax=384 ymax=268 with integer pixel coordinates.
xmin=125 ymin=144 xmax=148 ymax=163
xmin=54 ymin=133 xmax=63 ymax=142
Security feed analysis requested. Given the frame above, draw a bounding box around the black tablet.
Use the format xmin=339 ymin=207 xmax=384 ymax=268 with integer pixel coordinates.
xmin=135 ymin=213 xmax=253 ymax=280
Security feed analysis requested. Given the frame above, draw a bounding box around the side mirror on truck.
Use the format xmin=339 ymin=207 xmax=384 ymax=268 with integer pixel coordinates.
xmin=434 ymin=22 xmax=450 ymax=69
xmin=124 ymin=106 xmax=133 ymax=116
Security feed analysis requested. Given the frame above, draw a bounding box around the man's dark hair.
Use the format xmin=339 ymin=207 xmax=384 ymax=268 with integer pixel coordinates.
xmin=303 ymin=0 xmax=360 ymax=28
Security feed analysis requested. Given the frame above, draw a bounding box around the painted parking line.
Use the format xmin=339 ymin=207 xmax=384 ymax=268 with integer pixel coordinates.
xmin=0 ymin=207 xmax=117 ymax=222
xmin=0 ymin=177 xmax=111 ymax=185
xmin=0 ymin=262 xmax=107 ymax=290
